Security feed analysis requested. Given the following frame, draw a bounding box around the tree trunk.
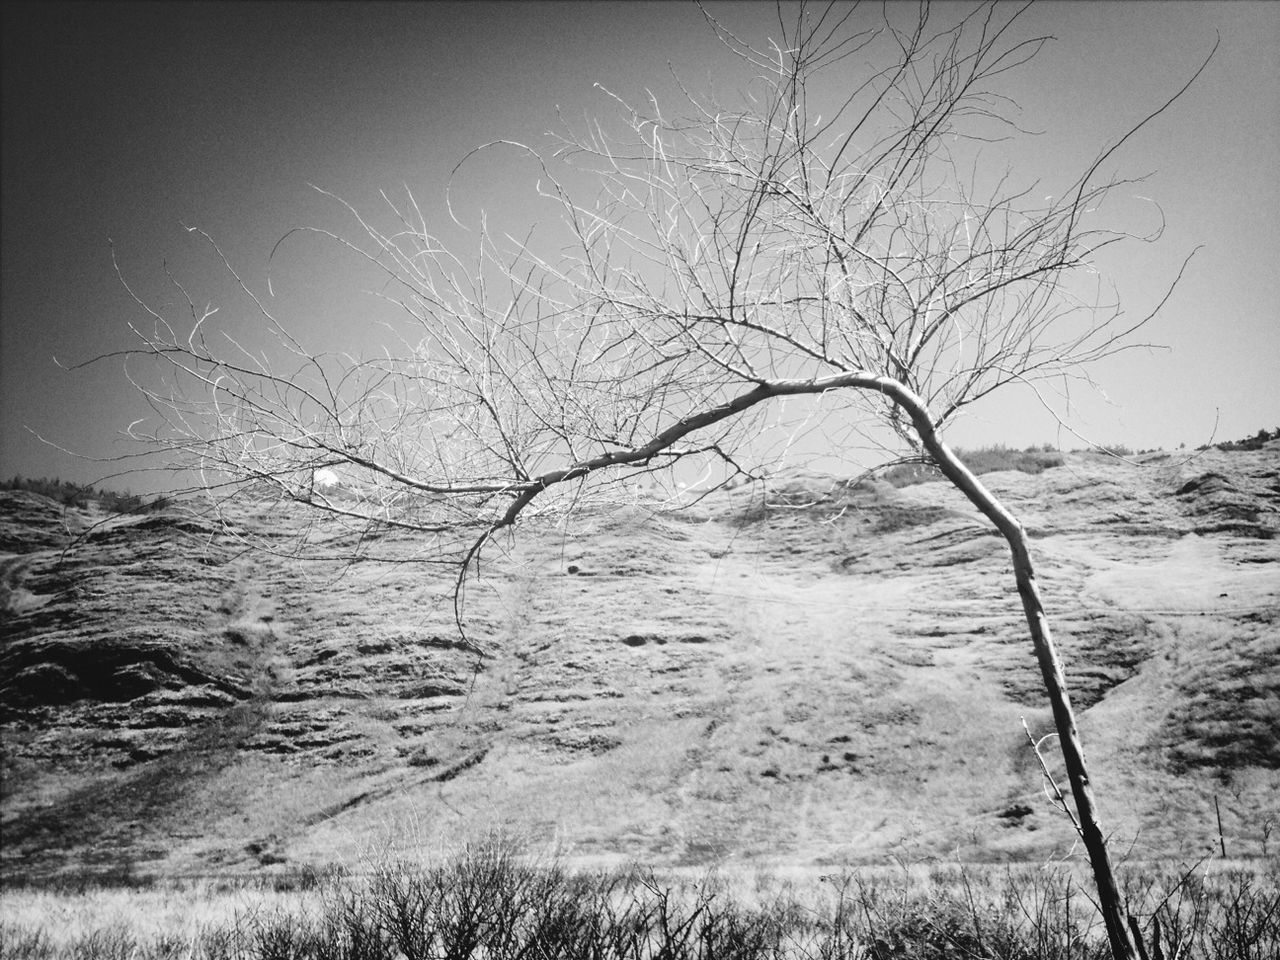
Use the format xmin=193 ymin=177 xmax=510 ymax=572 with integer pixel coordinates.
xmin=883 ymin=383 xmax=1137 ymax=960
xmin=1002 ymin=523 xmax=1136 ymax=960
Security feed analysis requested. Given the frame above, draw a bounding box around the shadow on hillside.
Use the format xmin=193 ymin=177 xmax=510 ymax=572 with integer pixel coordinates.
xmin=1 ymin=697 xmax=270 ymax=883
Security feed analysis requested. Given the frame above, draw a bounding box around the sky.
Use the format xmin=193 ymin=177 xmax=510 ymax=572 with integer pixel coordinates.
xmin=2 ymin=1 xmax=1278 ymax=494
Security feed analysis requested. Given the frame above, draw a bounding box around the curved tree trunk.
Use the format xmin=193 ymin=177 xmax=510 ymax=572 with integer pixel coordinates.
xmin=453 ymin=368 xmax=1140 ymax=959
xmin=882 ymin=382 xmax=1138 ymax=960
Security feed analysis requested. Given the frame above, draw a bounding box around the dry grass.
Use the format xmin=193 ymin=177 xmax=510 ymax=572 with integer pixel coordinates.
xmin=2 ymin=843 xmax=1277 ymax=960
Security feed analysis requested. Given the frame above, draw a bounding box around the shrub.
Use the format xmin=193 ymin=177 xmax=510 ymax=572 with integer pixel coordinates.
xmin=0 ymin=476 xmax=169 ymax=514
xmin=883 ymin=445 xmax=1064 ymax=488
xmin=1207 ymin=427 xmax=1280 ymax=452
xmin=2 ymin=848 xmax=1276 ymax=960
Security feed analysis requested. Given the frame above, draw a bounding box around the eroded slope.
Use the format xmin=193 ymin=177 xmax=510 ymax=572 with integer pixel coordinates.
xmin=1 ymin=448 xmax=1276 ymax=880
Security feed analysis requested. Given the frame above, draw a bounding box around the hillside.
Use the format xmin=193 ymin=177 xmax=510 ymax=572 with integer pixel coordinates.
xmin=1 ymin=448 xmax=1277 ymax=882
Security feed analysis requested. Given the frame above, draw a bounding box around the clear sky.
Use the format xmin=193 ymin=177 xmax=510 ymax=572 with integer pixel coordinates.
xmin=2 ymin=1 xmax=1277 ymax=493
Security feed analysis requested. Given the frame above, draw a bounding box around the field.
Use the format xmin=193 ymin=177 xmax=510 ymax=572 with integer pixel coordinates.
xmin=3 ymin=840 xmax=1279 ymax=960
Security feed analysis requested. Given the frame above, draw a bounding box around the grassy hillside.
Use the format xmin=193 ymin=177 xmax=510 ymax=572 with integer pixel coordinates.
xmin=1 ymin=448 xmax=1277 ymax=884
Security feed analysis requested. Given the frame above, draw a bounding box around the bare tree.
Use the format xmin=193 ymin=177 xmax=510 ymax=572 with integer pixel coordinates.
xmin=93 ymin=4 xmax=1212 ymax=958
